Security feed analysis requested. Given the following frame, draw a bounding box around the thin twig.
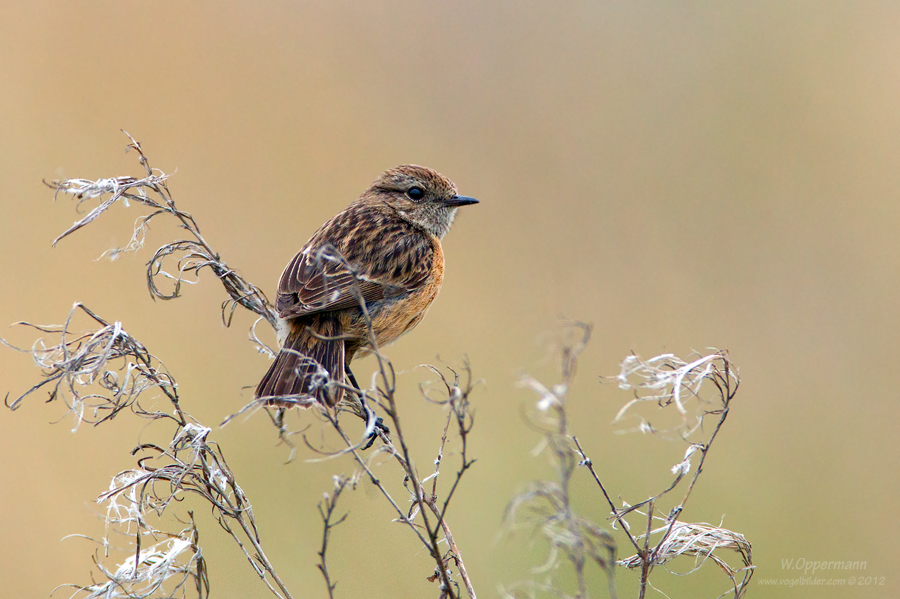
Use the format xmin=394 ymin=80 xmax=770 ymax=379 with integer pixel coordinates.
xmin=317 ymin=475 xmax=354 ymax=599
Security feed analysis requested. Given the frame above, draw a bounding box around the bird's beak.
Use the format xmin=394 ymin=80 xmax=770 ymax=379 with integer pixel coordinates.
xmin=442 ymin=195 xmax=479 ymax=207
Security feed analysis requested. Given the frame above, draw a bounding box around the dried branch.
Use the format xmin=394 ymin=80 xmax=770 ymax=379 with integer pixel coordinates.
xmin=508 ymin=325 xmax=751 ymax=598
xmin=9 ymin=133 xmax=482 ymax=599
xmin=2 ymin=302 xmax=183 ymax=429
xmin=617 ymin=518 xmax=753 ymax=597
xmin=57 ymin=514 xmax=209 ymax=599
xmin=316 ymin=474 xmax=356 ymax=599
xmin=262 ymin=244 xmax=482 ymax=598
xmin=317 ymin=369 xmax=479 ymax=599
xmin=507 ymin=322 xmax=617 ymax=599
xmin=596 ymin=350 xmax=751 ymax=597
xmin=4 ymin=135 xmax=293 ymax=598
xmin=45 ymin=131 xmax=276 ymax=329
xmin=94 ymin=424 xmax=293 ymax=599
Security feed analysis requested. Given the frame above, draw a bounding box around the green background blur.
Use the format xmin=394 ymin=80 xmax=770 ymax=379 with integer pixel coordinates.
xmin=2 ymin=2 xmax=898 ymax=598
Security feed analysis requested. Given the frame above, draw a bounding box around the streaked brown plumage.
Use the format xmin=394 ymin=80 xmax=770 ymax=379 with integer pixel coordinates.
xmin=255 ymin=165 xmax=478 ymax=408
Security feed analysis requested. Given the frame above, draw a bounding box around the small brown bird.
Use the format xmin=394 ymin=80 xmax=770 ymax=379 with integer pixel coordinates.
xmin=255 ymin=165 xmax=478 ymax=409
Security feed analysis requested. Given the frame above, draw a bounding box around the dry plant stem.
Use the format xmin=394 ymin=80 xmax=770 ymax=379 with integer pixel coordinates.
xmin=509 ymin=328 xmax=747 ymax=597
xmin=256 ymin=242 xmax=477 ymax=596
xmin=19 ymin=134 xmax=480 ymax=599
xmin=546 ymin=371 xmax=587 ymax=598
xmin=324 ymin=407 xmax=474 ymax=599
xmin=2 ymin=303 xmax=186 ymax=428
xmin=650 ymin=362 xmax=736 ymax=565
xmin=324 ymin=413 xmax=433 ymax=548
xmin=217 ymin=514 xmax=293 ymax=599
xmin=511 ymin=322 xmax=616 ymax=599
xmin=432 ymin=394 xmax=475 ymax=540
xmin=107 ymin=429 xmax=295 ymax=599
xmin=381 ymin=392 xmax=464 ymax=599
xmin=11 ymin=136 xmax=298 ymax=598
xmin=60 ymin=513 xmax=210 ymax=599
xmin=353 ymin=277 xmax=474 ymax=598
xmin=317 ymin=477 xmax=352 ymax=599
xmin=230 ymin=509 xmax=293 ymax=599
xmin=430 ymin=505 xmax=475 ymax=599
xmin=511 ymin=326 xmax=752 ymax=598
xmin=418 ymin=405 xmax=475 ymax=598
xmin=556 ymin=324 xmax=592 ymax=598
xmin=639 ymin=358 xmax=738 ymax=592
xmin=47 ymin=131 xmax=276 ymax=329
xmin=389 ymin=440 xmax=467 ymax=599
xmin=423 ymin=367 xmax=477 ymax=599
xmin=639 ymin=502 xmax=654 ymax=599
xmin=572 ymin=436 xmax=642 ymax=558
xmin=601 ymin=351 xmax=748 ymax=597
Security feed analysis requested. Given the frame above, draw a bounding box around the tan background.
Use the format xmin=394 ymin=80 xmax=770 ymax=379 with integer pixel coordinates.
xmin=1 ymin=2 xmax=898 ymax=598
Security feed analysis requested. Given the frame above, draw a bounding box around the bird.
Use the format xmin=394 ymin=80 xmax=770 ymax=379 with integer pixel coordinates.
xmin=255 ymin=164 xmax=478 ymax=412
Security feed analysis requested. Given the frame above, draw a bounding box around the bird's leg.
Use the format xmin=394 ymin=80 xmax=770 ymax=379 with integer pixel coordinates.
xmin=344 ymin=365 xmax=390 ymax=449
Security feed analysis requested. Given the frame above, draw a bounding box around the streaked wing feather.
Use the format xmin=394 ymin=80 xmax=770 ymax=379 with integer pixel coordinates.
xmin=275 ymin=210 xmax=433 ymax=319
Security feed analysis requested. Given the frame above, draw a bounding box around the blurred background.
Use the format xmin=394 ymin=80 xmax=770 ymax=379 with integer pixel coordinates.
xmin=2 ymin=1 xmax=898 ymax=597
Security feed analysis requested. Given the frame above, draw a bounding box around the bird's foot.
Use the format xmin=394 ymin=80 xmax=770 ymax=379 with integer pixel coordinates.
xmin=362 ymin=416 xmax=391 ymax=450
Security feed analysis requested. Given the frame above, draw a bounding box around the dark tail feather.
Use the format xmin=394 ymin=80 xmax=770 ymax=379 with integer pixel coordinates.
xmin=255 ymin=315 xmax=345 ymax=407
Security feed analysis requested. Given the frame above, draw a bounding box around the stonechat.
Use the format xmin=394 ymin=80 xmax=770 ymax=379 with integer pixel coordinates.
xmin=255 ymin=165 xmax=478 ymax=408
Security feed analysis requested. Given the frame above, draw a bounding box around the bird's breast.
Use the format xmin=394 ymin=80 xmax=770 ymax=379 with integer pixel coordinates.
xmin=348 ymin=239 xmax=444 ymax=358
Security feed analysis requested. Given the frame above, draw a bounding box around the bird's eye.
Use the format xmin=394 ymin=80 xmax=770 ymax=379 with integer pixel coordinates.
xmin=406 ymin=187 xmax=425 ymax=201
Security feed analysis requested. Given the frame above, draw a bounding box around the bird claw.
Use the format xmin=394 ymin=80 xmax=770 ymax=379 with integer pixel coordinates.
xmin=362 ymin=416 xmax=390 ymax=450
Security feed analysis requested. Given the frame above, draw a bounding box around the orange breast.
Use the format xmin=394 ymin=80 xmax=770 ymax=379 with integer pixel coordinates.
xmin=350 ymin=237 xmax=444 ymax=358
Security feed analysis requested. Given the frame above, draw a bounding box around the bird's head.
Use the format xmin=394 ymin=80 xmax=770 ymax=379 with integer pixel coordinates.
xmin=362 ymin=164 xmax=478 ymax=239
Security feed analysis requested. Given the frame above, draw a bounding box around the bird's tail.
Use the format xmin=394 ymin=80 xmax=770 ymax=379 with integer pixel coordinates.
xmin=255 ymin=314 xmax=346 ymax=408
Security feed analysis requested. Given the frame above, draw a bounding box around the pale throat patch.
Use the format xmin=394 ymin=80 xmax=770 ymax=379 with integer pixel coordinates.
xmin=399 ymin=206 xmax=458 ymax=239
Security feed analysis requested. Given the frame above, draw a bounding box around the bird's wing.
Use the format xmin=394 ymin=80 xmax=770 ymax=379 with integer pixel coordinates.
xmin=275 ymin=209 xmax=435 ymax=318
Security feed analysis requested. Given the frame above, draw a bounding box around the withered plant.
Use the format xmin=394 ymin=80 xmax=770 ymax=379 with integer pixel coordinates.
xmin=505 ymin=323 xmax=753 ymax=598
xmin=3 ymin=133 xmax=477 ymax=599
xmin=4 ymin=133 xmax=752 ymax=599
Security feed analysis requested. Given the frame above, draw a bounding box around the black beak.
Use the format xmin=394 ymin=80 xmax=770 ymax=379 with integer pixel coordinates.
xmin=442 ymin=195 xmax=479 ymax=207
